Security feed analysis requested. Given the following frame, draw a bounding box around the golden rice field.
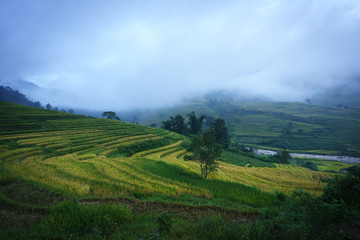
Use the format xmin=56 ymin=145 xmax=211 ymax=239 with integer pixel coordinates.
xmin=0 ymin=101 xmax=336 ymax=208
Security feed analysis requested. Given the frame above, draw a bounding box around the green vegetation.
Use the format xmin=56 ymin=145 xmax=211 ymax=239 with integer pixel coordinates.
xmin=218 ymin=150 xmax=276 ymax=168
xmin=161 ymin=114 xmax=187 ymax=134
xmin=1 ymin=101 xmax=359 ymax=239
xmin=139 ymin=99 xmax=360 ymax=155
xmin=185 ymin=129 xmax=222 ymax=179
xmin=39 ymin=201 xmax=132 ymax=239
xmin=101 ymin=111 xmax=121 ymax=120
xmin=291 ymin=157 xmax=354 ymax=173
xmin=107 ymin=138 xmax=174 ymax=157
xmin=273 ymin=149 xmax=291 ymax=164
xmin=187 ymin=111 xmax=206 ymax=134
xmin=210 ymin=117 xmax=230 ymax=147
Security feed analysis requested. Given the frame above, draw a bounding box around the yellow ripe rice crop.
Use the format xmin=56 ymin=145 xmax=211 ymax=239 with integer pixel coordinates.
xmin=0 ymin=101 xmax=343 ymax=209
xmin=133 ymin=140 xmax=183 ymax=157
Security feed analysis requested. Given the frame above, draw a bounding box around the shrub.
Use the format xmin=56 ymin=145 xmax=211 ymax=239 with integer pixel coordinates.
xmin=322 ymin=168 xmax=360 ymax=209
xmin=260 ymin=189 xmax=354 ymax=239
xmin=157 ymin=211 xmax=172 ymax=233
xmin=301 ymin=161 xmax=319 ymax=171
xmin=275 ymin=190 xmax=286 ymax=202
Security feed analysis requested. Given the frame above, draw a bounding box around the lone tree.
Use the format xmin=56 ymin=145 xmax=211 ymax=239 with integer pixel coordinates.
xmin=185 ymin=128 xmax=222 ymax=179
xmin=187 ymin=111 xmax=206 ymax=134
xmin=101 ymin=111 xmax=121 ymax=120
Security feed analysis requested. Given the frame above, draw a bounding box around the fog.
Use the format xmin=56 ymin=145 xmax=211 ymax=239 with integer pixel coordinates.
xmin=1 ymin=0 xmax=360 ymax=110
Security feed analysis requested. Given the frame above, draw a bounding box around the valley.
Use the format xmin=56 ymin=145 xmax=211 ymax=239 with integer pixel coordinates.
xmin=138 ymin=99 xmax=360 ymax=156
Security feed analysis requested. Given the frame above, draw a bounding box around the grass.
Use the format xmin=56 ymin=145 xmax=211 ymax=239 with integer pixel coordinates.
xmin=39 ymin=201 xmax=132 ymax=239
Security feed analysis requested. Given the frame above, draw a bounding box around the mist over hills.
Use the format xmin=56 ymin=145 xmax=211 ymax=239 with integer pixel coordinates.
xmin=1 ymin=75 xmax=360 ymax=114
xmin=1 ymin=1 xmax=360 ymax=239
xmin=0 ymin=86 xmax=42 ymax=108
xmin=0 ymin=78 xmax=40 ymax=92
xmin=0 ymin=78 xmax=77 ymax=108
xmin=311 ymin=76 xmax=360 ymax=107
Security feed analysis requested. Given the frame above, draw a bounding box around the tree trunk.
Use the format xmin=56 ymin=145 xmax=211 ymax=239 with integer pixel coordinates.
xmin=204 ymin=164 xmax=208 ymax=179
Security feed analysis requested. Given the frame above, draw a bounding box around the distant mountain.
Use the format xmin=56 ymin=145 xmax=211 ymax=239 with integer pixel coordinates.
xmin=0 ymin=78 xmax=78 ymax=108
xmin=0 ymin=85 xmax=77 ymax=114
xmin=0 ymin=86 xmax=42 ymax=108
xmin=0 ymin=78 xmax=40 ymax=93
xmin=0 ymin=78 xmax=47 ymax=104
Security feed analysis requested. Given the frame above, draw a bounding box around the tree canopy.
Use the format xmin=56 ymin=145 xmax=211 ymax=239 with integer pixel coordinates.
xmin=274 ymin=149 xmax=291 ymax=164
xmin=101 ymin=111 xmax=121 ymax=120
xmin=211 ymin=118 xmax=230 ymax=147
xmin=185 ymin=128 xmax=222 ymax=179
xmin=187 ymin=111 xmax=206 ymax=134
xmin=161 ymin=114 xmax=187 ymax=134
xmin=173 ymin=114 xmax=187 ymax=134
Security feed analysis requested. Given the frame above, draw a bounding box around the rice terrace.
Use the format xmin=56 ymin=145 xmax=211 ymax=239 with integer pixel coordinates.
xmin=1 ymin=101 xmax=359 ymax=239
xmin=1 ymin=0 xmax=360 ymax=239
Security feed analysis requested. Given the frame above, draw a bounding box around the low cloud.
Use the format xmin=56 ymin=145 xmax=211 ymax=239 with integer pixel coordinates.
xmin=0 ymin=0 xmax=359 ymax=110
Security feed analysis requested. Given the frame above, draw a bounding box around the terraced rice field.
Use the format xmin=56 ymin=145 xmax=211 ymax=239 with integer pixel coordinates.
xmin=0 ymin=102 xmax=336 ymax=209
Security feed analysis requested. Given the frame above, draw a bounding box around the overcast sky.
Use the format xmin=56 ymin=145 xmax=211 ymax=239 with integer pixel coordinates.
xmin=1 ymin=0 xmax=360 ymax=110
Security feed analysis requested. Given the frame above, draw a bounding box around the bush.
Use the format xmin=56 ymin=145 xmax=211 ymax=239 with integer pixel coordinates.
xmin=157 ymin=211 xmax=172 ymax=233
xmin=301 ymin=161 xmax=319 ymax=171
xmin=322 ymin=168 xmax=360 ymax=209
xmin=275 ymin=190 xmax=286 ymax=202
xmin=274 ymin=149 xmax=291 ymax=164
xmin=259 ymin=189 xmax=354 ymax=239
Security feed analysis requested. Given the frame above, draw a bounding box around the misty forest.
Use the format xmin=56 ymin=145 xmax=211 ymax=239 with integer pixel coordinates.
xmin=1 ymin=1 xmax=360 ymax=240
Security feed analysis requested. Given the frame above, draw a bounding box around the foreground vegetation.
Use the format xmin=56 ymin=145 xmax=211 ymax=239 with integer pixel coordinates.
xmin=1 ymin=101 xmax=359 ymax=239
xmin=1 ymin=173 xmax=359 ymax=240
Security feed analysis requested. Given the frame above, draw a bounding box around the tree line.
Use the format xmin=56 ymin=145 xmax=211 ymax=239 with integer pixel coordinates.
xmin=161 ymin=112 xmax=230 ymax=179
xmin=0 ymin=86 xmax=74 ymax=113
xmin=161 ymin=111 xmax=230 ymax=146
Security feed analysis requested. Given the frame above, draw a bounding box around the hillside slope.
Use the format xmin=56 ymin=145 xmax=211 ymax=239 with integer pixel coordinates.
xmin=138 ymin=100 xmax=360 ymax=155
xmin=3 ymin=101 xmax=357 ymax=239
xmin=0 ymin=101 xmax=338 ymax=212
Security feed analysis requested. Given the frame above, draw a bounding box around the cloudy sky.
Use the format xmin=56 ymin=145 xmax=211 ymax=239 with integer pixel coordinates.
xmin=1 ymin=0 xmax=360 ymax=110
